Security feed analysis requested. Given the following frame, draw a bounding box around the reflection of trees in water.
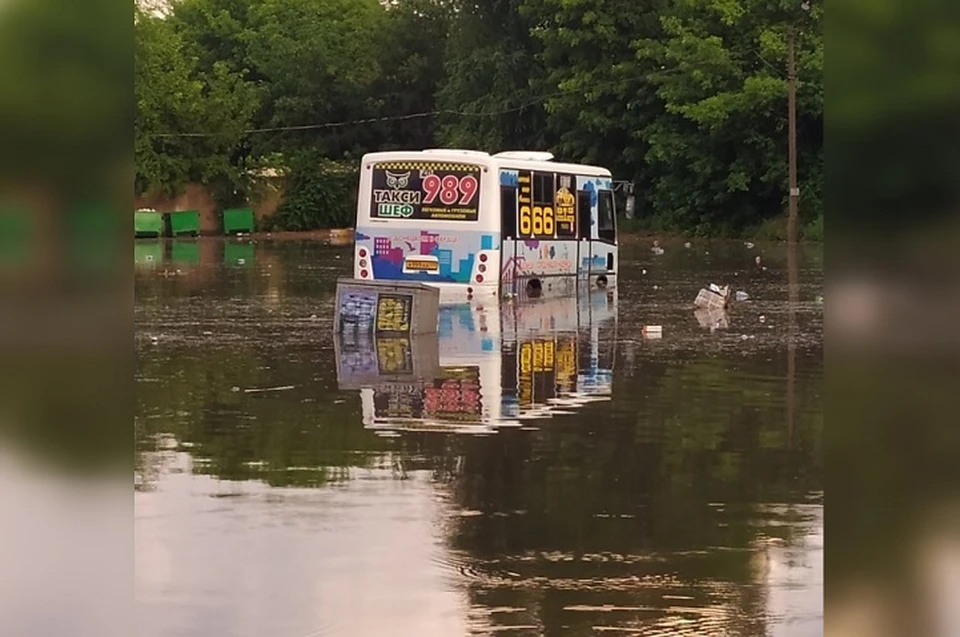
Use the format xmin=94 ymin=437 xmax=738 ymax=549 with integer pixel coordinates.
xmin=134 ymin=240 xmax=346 ymax=301
xmin=135 ymin=339 xmax=390 ymax=490
xmin=432 ymin=352 xmax=822 ymax=635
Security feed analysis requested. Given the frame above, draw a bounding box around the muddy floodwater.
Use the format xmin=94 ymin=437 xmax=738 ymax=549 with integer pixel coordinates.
xmin=135 ymin=237 xmax=823 ymax=637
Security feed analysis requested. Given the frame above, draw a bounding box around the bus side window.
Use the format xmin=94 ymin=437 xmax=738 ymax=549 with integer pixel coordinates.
xmin=577 ymin=190 xmax=592 ymax=239
xmin=501 ymin=186 xmax=517 ymax=239
xmin=533 ymin=172 xmax=554 ymax=205
xmin=598 ymin=190 xmax=616 ymax=243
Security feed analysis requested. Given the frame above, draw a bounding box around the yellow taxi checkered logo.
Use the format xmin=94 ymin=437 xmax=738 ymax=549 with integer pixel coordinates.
xmin=375 ymin=161 xmax=481 ymax=172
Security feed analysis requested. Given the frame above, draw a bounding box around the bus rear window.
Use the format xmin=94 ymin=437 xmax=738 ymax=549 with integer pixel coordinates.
xmin=370 ymin=161 xmax=482 ymax=222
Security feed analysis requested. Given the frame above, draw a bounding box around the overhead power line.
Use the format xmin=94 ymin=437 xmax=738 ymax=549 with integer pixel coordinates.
xmin=147 ymin=74 xmax=651 ymax=139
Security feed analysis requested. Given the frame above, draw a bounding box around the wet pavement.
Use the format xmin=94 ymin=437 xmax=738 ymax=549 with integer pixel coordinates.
xmin=135 ymin=237 xmax=823 ymax=637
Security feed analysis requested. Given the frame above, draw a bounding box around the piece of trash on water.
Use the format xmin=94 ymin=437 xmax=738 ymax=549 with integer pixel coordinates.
xmin=735 ymin=291 xmax=750 ymax=302
xmin=694 ymin=307 xmax=729 ymax=331
xmin=653 ymin=284 xmax=659 ymax=290
xmin=310 ymin=314 xmax=318 ymax=320
xmin=755 ymin=255 xmax=762 ymax=266
xmin=335 ymin=254 xmax=341 ymax=259
xmin=684 ymin=242 xmax=691 ymax=248
xmin=237 ymin=258 xmax=246 ymax=265
xmin=642 ymin=325 xmax=663 ymax=339
xmin=651 ymin=246 xmax=664 ymax=255
xmin=759 ymin=315 xmax=766 ymax=323
xmin=745 ymin=241 xmax=755 ymax=249
xmin=641 ymin=269 xmax=647 ymax=275
xmin=244 ymin=385 xmax=296 ymax=394
xmin=816 ymin=295 xmax=824 ymax=304
xmin=231 ymin=386 xmax=240 ymax=392
xmin=694 ymin=284 xmax=730 ymax=310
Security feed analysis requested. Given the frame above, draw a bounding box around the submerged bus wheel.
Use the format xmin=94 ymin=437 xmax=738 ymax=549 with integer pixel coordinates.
xmin=597 ymin=275 xmax=608 ymax=288
xmin=526 ymin=278 xmax=542 ymax=298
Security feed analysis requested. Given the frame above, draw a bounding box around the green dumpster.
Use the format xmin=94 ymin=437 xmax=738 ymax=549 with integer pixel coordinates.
xmin=224 ymin=241 xmax=255 ymax=267
xmin=168 ymin=210 xmax=200 ymax=237
xmin=135 ymin=210 xmax=164 ymax=237
xmin=223 ymin=208 xmax=255 ymax=235
xmin=134 ymin=240 xmax=163 ymax=267
xmin=171 ymin=240 xmax=200 ymax=265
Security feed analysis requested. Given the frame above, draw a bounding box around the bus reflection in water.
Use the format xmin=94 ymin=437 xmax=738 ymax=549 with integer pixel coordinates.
xmin=334 ymin=288 xmax=618 ymax=434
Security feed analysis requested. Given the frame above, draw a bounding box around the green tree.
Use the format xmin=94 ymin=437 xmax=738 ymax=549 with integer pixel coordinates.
xmin=632 ymin=0 xmax=823 ymax=235
xmin=520 ymin=0 xmax=664 ymax=186
xmin=134 ymin=7 xmax=258 ymax=197
xmin=371 ymin=0 xmax=455 ymax=150
xmin=242 ymin=0 xmax=385 ymax=157
xmin=435 ymin=0 xmax=551 ymax=151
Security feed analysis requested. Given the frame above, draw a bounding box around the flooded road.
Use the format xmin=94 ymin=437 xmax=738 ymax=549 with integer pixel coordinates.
xmin=135 ymin=237 xmax=823 ymax=637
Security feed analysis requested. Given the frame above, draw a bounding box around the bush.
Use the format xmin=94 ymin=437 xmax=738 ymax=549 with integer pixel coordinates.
xmin=803 ymin=212 xmax=823 ymax=241
xmin=266 ymin=152 xmax=359 ymax=230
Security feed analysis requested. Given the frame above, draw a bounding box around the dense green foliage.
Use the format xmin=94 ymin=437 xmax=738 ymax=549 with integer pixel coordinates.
xmin=135 ymin=0 xmax=822 ymax=235
xmin=266 ymin=153 xmax=358 ymax=230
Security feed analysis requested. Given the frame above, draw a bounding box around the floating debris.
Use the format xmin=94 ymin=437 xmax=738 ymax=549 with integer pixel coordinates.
xmin=694 ymin=284 xmax=729 ymax=310
xmin=745 ymin=241 xmax=755 ymax=249
xmin=642 ymin=325 xmax=663 ymax=339
xmin=694 ymin=307 xmax=729 ymax=331
xmin=244 ymin=385 xmax=295 ymax=394
xmin=735 ymin=291 xmax=750 ymax=302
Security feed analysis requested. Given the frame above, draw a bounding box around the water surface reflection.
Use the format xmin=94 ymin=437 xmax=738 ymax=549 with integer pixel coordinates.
xmin=135 ymin=238 xmax=822 ymax=636
xmin=337 ymin=290 xmax=617 ymax=435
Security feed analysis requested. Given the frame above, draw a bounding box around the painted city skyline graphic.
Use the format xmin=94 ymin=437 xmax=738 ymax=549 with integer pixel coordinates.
xmin=357 ymin=228 xmax=496 ymax=283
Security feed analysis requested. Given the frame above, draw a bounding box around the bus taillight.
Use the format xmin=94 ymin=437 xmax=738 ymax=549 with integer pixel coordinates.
xmin=479 ymin=253 xmax=487 ymax=263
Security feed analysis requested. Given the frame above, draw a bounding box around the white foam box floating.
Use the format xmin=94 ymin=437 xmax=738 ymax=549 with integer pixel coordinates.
xmin=642 ymin=325 xmax=663 ymax=339
xmin=334 ymin=278 xmax=440 ymax=336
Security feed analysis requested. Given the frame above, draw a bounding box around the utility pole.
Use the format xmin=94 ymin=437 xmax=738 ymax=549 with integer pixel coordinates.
xmin=787 ymin=27 xmax=799 ymax=245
